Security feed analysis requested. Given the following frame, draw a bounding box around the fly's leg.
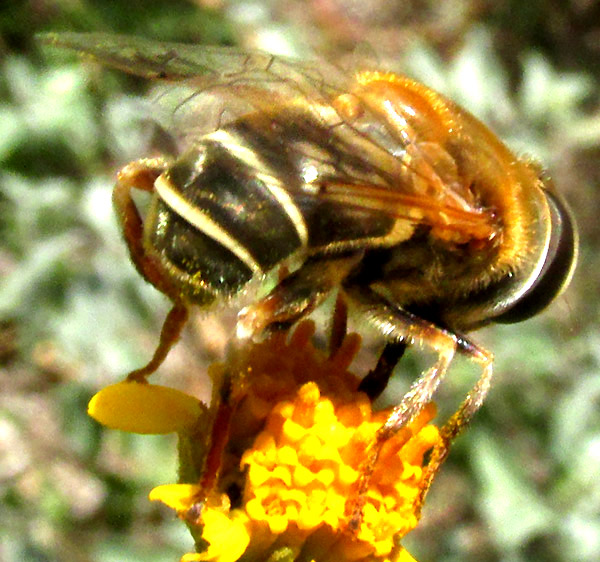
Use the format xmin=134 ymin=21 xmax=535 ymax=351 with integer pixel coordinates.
xmin=125 ymin=304 xmax=189 ymax=382
xmin=236 ymin=253 xmax=363 ymax=340
xmin=344 ymin=286 xmax=492 ymax=530
xmin=414 ymin=337 xmax=493 ymax=516
xmin=114 ymin=158 xmax=167 ymax=289
xmin=358 ymin=341 xmax=408 ymax=400
xmin=329 ymin=292 xmax=349 ymax=356
xmin=329 ymin=288 xmax=407 ymax=398
xmin=113 ymin=158 xmax=189 ymax=382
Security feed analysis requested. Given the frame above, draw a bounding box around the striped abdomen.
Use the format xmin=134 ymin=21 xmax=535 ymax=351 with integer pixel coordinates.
xmin=145 ymin=121 xmax=398 ymax=306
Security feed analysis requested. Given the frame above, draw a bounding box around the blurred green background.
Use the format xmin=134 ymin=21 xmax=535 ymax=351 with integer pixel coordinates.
xmin=0 ymin=1 xmax=598 ymax=561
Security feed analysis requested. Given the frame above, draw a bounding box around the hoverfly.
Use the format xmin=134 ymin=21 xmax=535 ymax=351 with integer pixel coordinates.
xmin=40 ymin=32 xmax=577 ymax=518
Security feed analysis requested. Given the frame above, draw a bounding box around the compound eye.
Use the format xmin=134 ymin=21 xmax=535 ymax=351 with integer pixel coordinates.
xmin=494 ymin=190 xmax=578 ymax=324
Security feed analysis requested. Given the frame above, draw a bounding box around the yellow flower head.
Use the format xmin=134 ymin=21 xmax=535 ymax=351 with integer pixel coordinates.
xmin=91 ymin=321 xmax=442 ymax=562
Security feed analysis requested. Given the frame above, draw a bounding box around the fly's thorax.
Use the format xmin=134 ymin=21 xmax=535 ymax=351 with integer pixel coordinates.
xmin=350 ymin=74 xmax=571 ymax=330
xmin=401 ymin=171 xmax=575 ymax=333
xmin=361 ymin=226 xmax=504 ymax=316
xmin=353 ymin=71 xmax=549 ymax=264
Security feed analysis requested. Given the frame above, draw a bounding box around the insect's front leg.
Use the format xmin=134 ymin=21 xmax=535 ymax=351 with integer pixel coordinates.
xmin=344 ymin=286 xmax=493 ymax=528
xmin=236 ymin=253 xmax=364 ymax=340
xmin=113 ymin=158 xmax=189 ymax=382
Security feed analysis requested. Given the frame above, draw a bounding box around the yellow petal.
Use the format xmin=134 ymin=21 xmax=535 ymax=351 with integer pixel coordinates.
xmin=200 ymin=509 xmax=251 ymax=562
xmin=149 ymin=484 xmax=202 ymax=511
xmin=88 ymin=382 xmax=204 ymax=434
xmin=394 ymin=547 xmax=419 ymax=562
xmin=180 ymin=509 xmax=251 ymax=562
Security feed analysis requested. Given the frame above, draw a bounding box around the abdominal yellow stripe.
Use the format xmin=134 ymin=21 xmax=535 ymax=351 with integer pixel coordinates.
xmin=207 ymin=129 xmax=309 ymax=248
xmin=255 ymin=171 xmax=309 ymax=247
xmin=154 ymin=175 xmax=261 ymax=274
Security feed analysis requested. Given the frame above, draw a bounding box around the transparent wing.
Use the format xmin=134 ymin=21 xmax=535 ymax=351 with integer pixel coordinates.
xmin=37 ymin=32 xmax=341 ymax=85
xmin=312 ymin=180 xmax=497 ymax=241
xmin=38 ymin=32 xmax=350 ymax=148
xmin=39 ymin=32 xmax=497 ymax=241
